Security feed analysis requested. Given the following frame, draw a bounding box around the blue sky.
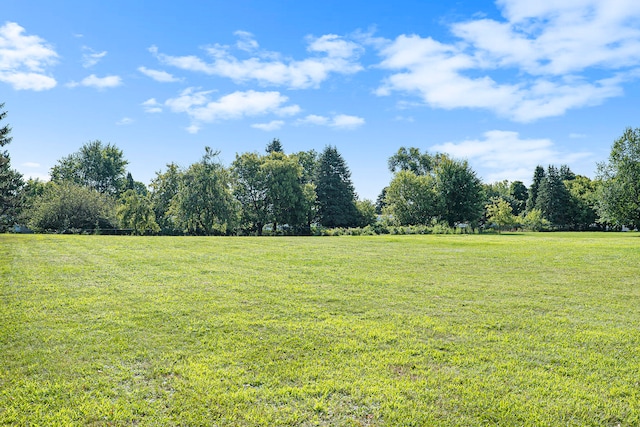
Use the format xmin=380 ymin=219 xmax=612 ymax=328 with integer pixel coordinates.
xmin=3 ymin=0 xmax=640 ymax=200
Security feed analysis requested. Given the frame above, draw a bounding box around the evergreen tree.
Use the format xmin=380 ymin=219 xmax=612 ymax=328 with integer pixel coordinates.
xmin=316 ymin=146 xmax=359 ymax=227
xmin=535 ymin=165 xmax=571 ymax=228
xmin=509 ymin=180 xmax=528 ymax=216
xmin=0 ymin=103 xmax=24 ymax=231
xmin=526 ymin=166 xmax=545 ymax=212
xmin=265 ymin=138 xmax=284 ymax=154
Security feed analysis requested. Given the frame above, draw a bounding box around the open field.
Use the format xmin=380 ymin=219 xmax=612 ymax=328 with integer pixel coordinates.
xmin=1 ymin=233 xmax=640 ymax=426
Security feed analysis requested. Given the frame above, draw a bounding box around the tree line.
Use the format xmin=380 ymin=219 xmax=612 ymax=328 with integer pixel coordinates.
xmin=2 ymin=102 xmax=640 ymax=235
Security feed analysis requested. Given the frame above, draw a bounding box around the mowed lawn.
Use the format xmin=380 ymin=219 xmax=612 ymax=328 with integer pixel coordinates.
xmin=1 ymin=233 xmax=639 ymax=426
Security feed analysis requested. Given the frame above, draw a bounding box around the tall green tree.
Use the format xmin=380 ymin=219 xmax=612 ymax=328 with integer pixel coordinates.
xmin=51 ymin=140 xmax=128 ymax=195
xmin=526 ymin=166 xmax=545 ymax=212
xmin=232 ymin=152 xmax=270 ymax=235
xmin=0 ymin=103 xmax=24 ymax=231
xmin=535 ymin=165 xmax=571 ymax=228
xmin=263 ymin=152 xmax=309 ymax=232
xmin=316 ymin=146 xmax=359 ymax=228
xmin=486 ymin=197 xmax=517 ymax=233
xmin=597 ymin=127 xmax=640 ymax=229
xmin=509 ymin=181 xmax=528 ymax=216
xmin=170 ymin=147 xmax=238 ymax=235
xmin=117 ymin=189 xmax=160 ymax=235
xmin=565 ymin=175 xmax=599 ymax=230
xmin=388 ymin=147 xmax=437 ymax=176
xmin=384 ymin=170 xmax=440 ymax=225
xmin=265 ymin=138 xmax=284 ymax=154
xmin=435 ymin=157 xmax=485 ymax=227
xmin=150 ymin=163 xmax=182 ymax=234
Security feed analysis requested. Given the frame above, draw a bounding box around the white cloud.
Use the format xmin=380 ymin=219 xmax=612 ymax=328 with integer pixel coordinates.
xmin=331 ymin=114 xmax=365 ymax=129
xmin=430 ymin=130 xmax=592 ymax=183
xmin=164 ymin=88 xmax=300 ymax=132
xmin=0 ymin=22 xmax=58 ymax=90
xmin=142 ymin=98 xmax=163 ymax=113
xmin=375 ymin=0 xmax=640 ymax=122
xmin=251 ymin=120 xmax=285 ymax=131
xmin=82 ymin=47 xmax=107 ymax=68
xmin=138 ymin=66 xmax=181 ymax=82
xmin=68 ymin=74 xmax=122 ymax=89
xmin=21 ymin=162 xmax=40 ymax=168
xmin=234 ymin=30 xmax=259 ymax=52
xmin=116 ymin=117 xmax=134 ymax=125
xmin=298 ymin=114 xmax=329 ymax=126
xmin=152 ymin=33 xmax=363 ymax=89
xmin=297 ymin=113 xmax=365 ymax=129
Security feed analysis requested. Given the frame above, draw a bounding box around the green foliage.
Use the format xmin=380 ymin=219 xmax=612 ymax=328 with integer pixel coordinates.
xmin=232 ymin=152 xmax=270 ymax=235
xmin=535 ymin=165 xmax=572 ymax=228
xmin=4 ymin=233 xmax=640 ymax=425
xmin=170 ymin=147 xmax=238 ymax=235
xmin=387 ymin=146 xmax=437 ymax=175
xmin=485 ymin=197 xmax=517 ymax=233
xmin=597 ymin=127 xmax=640 ymax=229
xmin=265 ymin=138 xmax=283 ymax=154
xmin=520 ymin=208 xmax=551 ymax=231
xmin=26 ymin=182 xmax=117 ymax=232
xmin=509 ymin=180 xmax=528 ymax=215
xmin=149 ymin=163 xmax=181 ymax=234
xmin=0 ymin=103 xmax=24 ymax=231
xmin=565 ymin=175 xmax=600 ymax=230
xmin=526 ymin=165 xmax=545 ymax=212
xmin=355 ymin=199 xmax=377 ymax=228
xmin=50 ymin=140 xmax=129 ymax=196
xmin=385 ymin=170 xmax=440 ymax=225
xmin=435 ymin=156 xmax=485 ymax=227
xmin=316 ymin=146 xmax=359 ymax=228
xmin=233 ymin=151 xmax=313 ymax=235
xmin=117 ymin=189 xmax=160 ymax=235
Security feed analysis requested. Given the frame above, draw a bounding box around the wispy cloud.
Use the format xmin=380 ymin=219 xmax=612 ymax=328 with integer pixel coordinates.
xmin=116 ymin=117 xmax=134 ymax=125
xmin=82 ymin=47 xmax=107 ymax=68
xmin=297 ymin=113 xmax=365 ymax=129
xmin=164 ymin=88 xmax=300 ymax=133
xmin=251 ymin=120 xmax=285 ymax=131
xmin=0 ymin=22 xmax=58 ymax=90
xmin=375 ymin=0 xmax=640 ymax=122
xmin=431 ymin=130 xmax=592 ymax=183
xmin=142 ymin=98 xmax=163 ymax=113
xmin=151 ymin=32 xmax=363 ymax=89
xmin=138 ymin=66 xmax=181 ymax=82
xmin=67 ymin=74 xmax=122 ymax=89
xmin=234 ymin=30 xmax=259 ymax=52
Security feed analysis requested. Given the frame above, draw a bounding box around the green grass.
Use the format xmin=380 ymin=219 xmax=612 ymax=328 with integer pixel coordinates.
xmin=1 ymin=233 xmax=639 ymax=426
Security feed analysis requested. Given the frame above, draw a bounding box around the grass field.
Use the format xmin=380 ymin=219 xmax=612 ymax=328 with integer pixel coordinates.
xmin=1 ymin=233 xmax=639 ymax=426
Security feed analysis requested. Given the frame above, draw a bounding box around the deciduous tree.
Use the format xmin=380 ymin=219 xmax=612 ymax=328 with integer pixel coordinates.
xmin=27 ymin=182 xmax=117 ymax=232
xmin=597 ymin=127 xmax=640 ymax=229
xmin=51 ymin=140 xmax=128 ymax=196
xmin=117 ymin=189 xmax=159 ymax=235
xmin=170 ymin=147 xmax=238 ymax=235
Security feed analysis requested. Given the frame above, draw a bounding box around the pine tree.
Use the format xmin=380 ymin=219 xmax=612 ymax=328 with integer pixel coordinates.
xmin=0 ymin=103 xmax=24 ymax=231
xmin=526 ymin=165 xmax=545 ymax=212
xmin=265 ymin=138 xmax=283 ymax=154
xmin=535 ymin=165 xmax=571 ymax=228
xmin=316 ymin=146 xmax=359 ymax=228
